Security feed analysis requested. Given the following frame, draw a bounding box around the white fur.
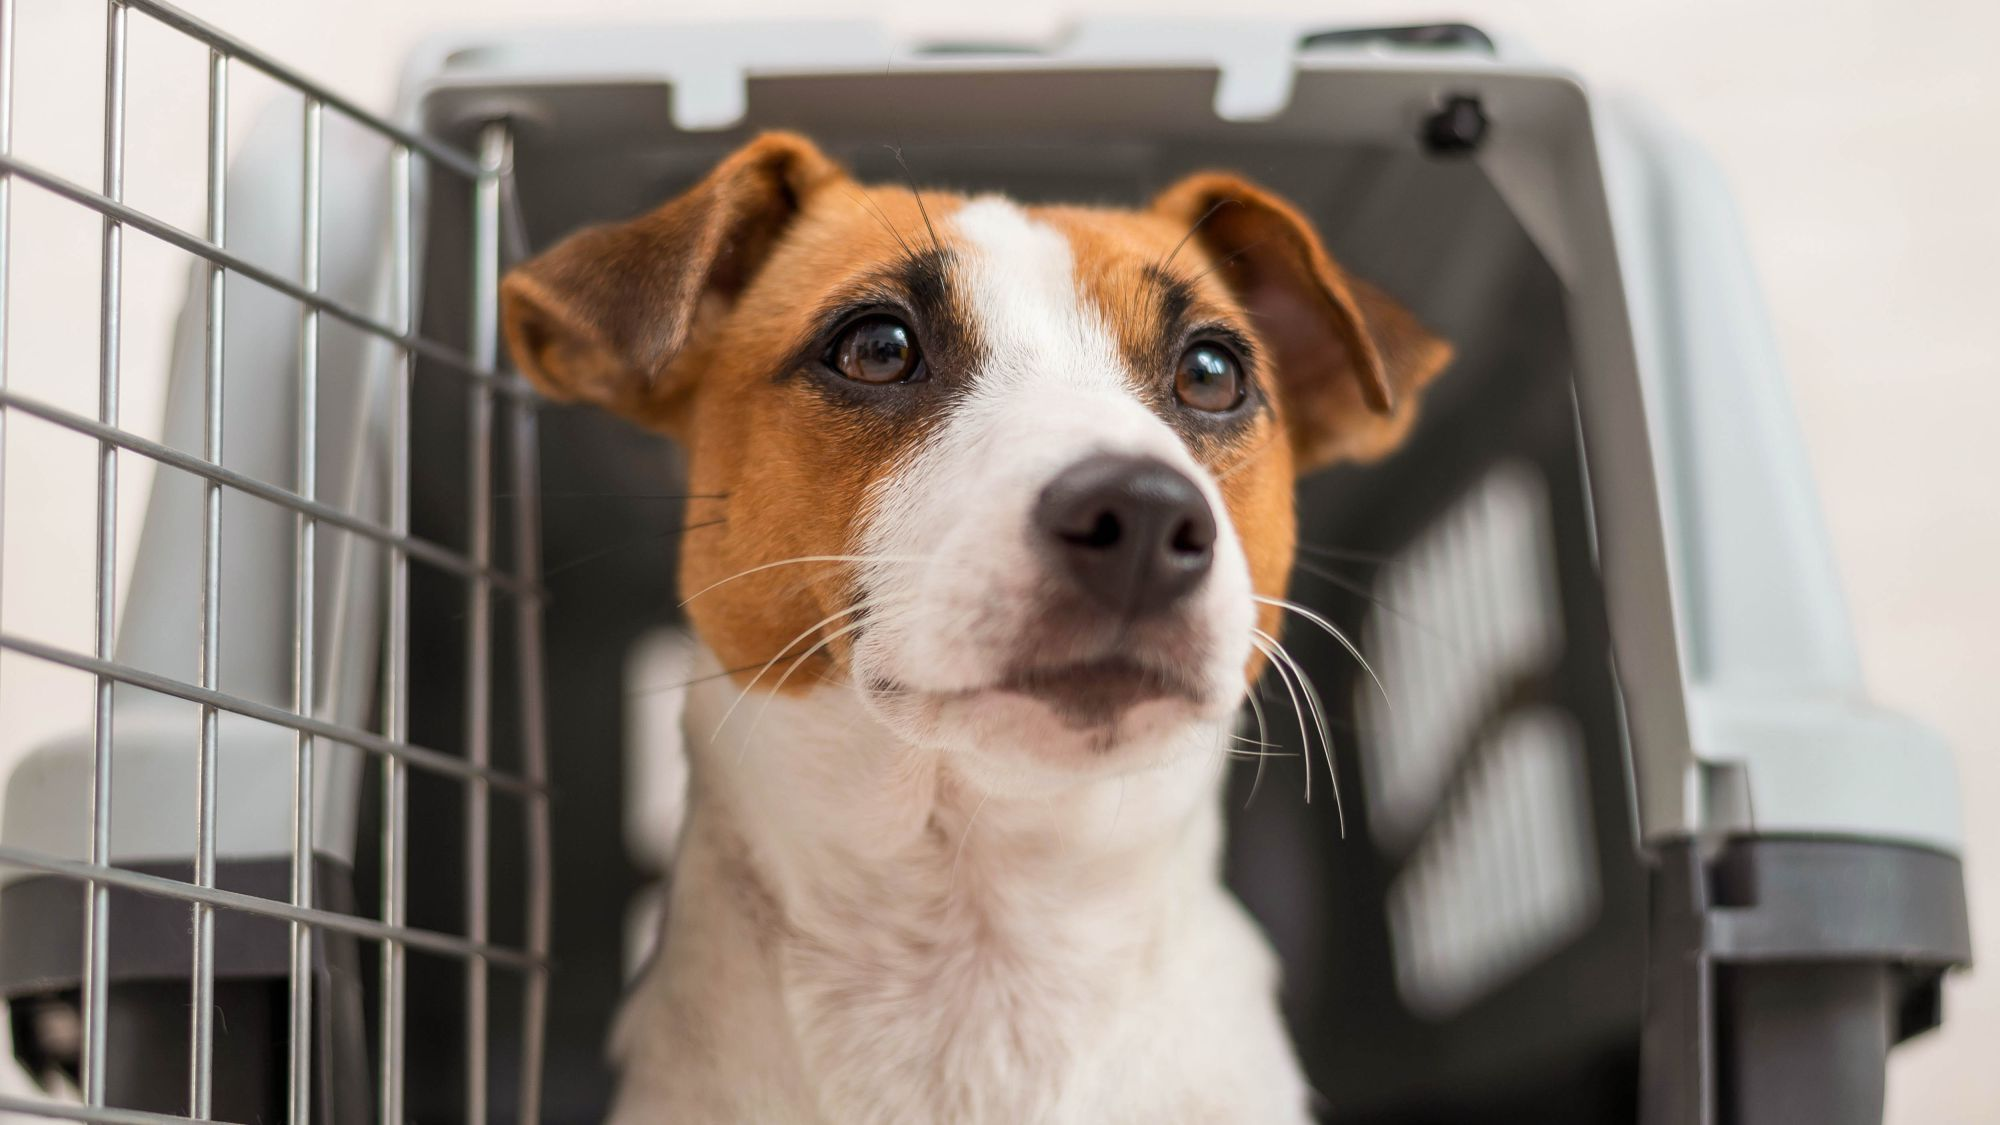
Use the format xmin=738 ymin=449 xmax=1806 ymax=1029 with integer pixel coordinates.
xmin=612 ymin=199 xmax=1310 ymax=1123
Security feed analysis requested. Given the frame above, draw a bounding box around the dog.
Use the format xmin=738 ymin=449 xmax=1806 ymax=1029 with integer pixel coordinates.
xmin=501 ymin=132 xmax=1450 ymax=1124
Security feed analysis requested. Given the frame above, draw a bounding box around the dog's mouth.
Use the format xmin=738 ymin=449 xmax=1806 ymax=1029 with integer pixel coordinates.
xmin=992 ymin=655 xmax=1198 ymax=729
xmin=868 ymin=654 xmax=1201 ymax=733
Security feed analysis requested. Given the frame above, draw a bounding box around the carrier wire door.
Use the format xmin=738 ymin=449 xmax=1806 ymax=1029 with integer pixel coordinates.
xmin=0 ymin=2 xmax=552 ymax=1123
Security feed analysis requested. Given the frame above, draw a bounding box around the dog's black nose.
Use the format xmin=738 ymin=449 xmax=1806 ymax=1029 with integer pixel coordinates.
xmin=1035 ymin=453 xmax=1217 ymax=618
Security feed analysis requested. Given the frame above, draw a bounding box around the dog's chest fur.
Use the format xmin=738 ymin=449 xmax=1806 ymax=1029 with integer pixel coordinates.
xmin=780 ymin=813 xmax=1173 ymax=1120
xmin=609 ymin=666 xmax=1310 ymax=1125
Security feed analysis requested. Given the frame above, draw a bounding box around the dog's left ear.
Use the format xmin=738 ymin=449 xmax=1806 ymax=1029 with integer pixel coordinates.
xmin=500 ymin=131 xmax=845 ymax=432
xmin=1151 ymin=173 xmax=1452 ymax=470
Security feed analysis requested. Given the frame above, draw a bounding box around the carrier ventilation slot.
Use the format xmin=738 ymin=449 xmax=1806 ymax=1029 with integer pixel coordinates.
xmin=1356 ymin=461 xmax=1562 ymax=848
xmin=1386 ymin=708 xmax=1599 ymax=1017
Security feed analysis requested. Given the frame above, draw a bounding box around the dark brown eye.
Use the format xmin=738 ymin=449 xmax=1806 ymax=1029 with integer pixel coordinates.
xmin=829 ymin=316 xmax=923 ymax=384
xmin=1174 ymin=342 xmax=1244 ymax=412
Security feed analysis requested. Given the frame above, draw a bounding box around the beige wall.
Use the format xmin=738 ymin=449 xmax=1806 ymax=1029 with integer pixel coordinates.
xmin=1 ymin=0 xmax=1992 ymax=1119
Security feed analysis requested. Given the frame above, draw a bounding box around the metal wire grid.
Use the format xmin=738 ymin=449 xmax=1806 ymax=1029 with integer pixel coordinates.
xmin=0 ymin=1 xmax=550 ymax=1122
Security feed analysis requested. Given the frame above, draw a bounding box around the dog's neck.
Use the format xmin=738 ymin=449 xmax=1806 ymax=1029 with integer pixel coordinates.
xmin=681 ymin=647 xmax=1230 ymax=934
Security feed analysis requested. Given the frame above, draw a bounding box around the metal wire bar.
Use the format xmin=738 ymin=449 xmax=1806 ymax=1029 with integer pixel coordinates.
xmin=509 ymin=303 xmax=553 ymax=1125
xmin=287 ymin=95 xmax=321 ymax=1125
xmin=188 ymin=43 xmax=226 ymax=1124
xmin=490 ymin=147 xmax=554 ymax=1125
xmin=0 ymin=153 xmax=532 ymax=397
xmin=0 ymin=632 xmax=543 ymax=794
xmin=81 ymin=0 xmax=127 ymax=1106
xmin=116 ymin=0 xmax=479 ymax=179
xmin=0 ymin=1092 xmax=251 ymax=1125
xmin=0 ymin=387 xmax=538 ymax=596
xmin=464 ymin=120 xmax=507 ymax=1125
xmin=379 ymin=142 xmax=414 ymax=1125
xmin=0 ymin=8 xmax=555 ymax=1114
xmin=0 ymin=0 xmax=13 ymax=690
xmin=0 ymin=845 xmax=544 ymax=970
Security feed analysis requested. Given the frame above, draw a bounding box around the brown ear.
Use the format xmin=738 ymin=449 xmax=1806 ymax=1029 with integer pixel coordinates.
xmin=1151 ymin=173 xmax=1452 ymax=470
xmin=499 ymin=132 xmax=844 ymax=430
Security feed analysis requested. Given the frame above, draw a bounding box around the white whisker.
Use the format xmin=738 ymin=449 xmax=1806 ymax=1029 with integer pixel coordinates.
xmin=1253 ymin=593 xmax=1392 ymax=712
xmin=948 ymin=790 xmax=993 ymax=892
xmin=1208 ymin=718 xmax=1233 ymax=787
xmin=678 ymin=554 xmax=929 ymax=608
xmin=1249 ymin=633 xmax=1315 ymax=808
xmin=1243 ymin=682 xmax=1274 ymax=809
xmin=744 ymin=614 xmax=876 ymax=743
xmin=1253 ymin=627 xmax=1345 ymax=838
xmin=715 ymin=599 xmax=881 ymax=743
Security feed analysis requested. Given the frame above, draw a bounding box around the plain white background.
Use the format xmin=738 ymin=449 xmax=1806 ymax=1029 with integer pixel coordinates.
xmin=0 ymin=1 xmax=1992 ymax=1121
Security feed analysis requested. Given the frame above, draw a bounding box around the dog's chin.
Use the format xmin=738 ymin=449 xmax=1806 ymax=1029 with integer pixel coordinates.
xmin=858 ymin=663 xmax=1240 ymax=789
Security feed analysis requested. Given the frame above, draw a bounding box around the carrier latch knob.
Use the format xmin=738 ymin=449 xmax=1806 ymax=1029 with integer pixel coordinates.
xmin=1422 ymin=95 xmax=1489 ymax=156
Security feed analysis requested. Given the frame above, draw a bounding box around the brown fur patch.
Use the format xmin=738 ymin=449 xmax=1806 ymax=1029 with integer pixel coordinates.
xmin=671 ymin=186 xmax=975 ymax=685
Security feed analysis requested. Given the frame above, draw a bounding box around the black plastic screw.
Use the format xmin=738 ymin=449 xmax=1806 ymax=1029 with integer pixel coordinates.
xmin=1422 ymin=95 xmax=1489 ymax=157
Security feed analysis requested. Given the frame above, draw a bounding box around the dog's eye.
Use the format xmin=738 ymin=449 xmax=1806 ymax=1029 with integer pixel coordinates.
xmin=828 ymin=316 xmax=924 ymax=385
xmin=1174 ymin=342 xmax=1244 ymax=412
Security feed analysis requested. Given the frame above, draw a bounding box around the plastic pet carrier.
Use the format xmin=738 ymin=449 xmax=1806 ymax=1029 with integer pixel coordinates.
xmin=0 ymin=10 xmax=1972 ymax=1125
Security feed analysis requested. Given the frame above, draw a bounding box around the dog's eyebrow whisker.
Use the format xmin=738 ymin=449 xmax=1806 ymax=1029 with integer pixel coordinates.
xmin=1111 ymin=256 xmax=1152 ymax=354
xmin=841 ymin=185 xmax=918 ymax=259
xmin=1159 ymin=196 xmax=1232 ymax=277
xmin=678 ymin=554 xmax=930 ymax=607
xmin=885 ymin=143 xmax=944 ymax=256
xmin=1253 ymin=594 xmax=1391 ymax=713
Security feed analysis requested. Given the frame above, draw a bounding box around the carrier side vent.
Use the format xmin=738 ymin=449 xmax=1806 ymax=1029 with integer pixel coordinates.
xmin=1386 ymin=708 xmax=1599 ymax=1018
xmin=1357 ymin=461 xmax=1563 ymax=848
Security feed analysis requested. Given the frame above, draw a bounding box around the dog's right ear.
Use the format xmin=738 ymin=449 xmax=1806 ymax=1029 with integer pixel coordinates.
xmin=499 ymin=132 xmax=844 ymax=431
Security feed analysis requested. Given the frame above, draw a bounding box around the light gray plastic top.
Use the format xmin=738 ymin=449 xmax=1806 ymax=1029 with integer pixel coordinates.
xmin=390 ymin=18 xmax=1961 ymax=856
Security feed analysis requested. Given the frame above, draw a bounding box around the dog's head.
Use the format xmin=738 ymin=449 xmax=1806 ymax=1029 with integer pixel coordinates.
xmin=503 ymin=133 xmax=1449 ymax=784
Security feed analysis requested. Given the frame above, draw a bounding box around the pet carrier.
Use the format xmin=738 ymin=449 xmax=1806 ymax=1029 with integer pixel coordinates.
xmin=0 ymin=10 xmax=1972 ymax=1125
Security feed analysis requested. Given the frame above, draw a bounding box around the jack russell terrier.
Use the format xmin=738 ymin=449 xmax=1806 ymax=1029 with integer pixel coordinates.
xmin=501 ymin=132 xmax=1450 ymax=1124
